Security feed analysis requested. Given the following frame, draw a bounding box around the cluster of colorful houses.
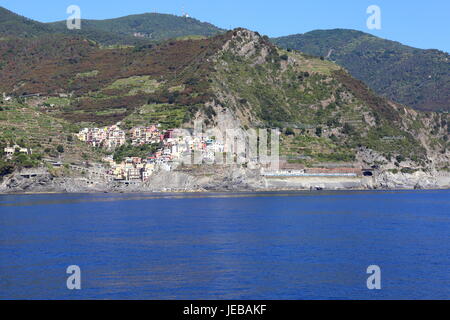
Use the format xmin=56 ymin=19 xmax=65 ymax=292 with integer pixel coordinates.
xmin=77 ymin=124 xmax=225 ymax=182
xmin=76 ymin=125 xmax=126 ymax=150
xmin=75 ymin=124 xmax=370 ymax=182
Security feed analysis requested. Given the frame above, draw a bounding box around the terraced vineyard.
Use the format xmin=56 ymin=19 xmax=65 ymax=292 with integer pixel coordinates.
xmin=0 ymin=101 xmax=104 ymax=164
xmin=0 ymin=28 xmax=448 ymax=177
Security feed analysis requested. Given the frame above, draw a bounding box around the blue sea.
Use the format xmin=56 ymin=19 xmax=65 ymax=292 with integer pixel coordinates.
xmin=0 ymin=190 xmax=449 ymax=300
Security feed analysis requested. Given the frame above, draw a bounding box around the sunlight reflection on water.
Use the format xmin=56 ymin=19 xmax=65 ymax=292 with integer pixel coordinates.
xmin=0 ymin=190 xmax=449 ymax=299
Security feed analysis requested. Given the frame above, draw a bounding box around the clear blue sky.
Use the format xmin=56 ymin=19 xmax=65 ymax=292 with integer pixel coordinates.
xmin=1 ymin=0 xmax=449 ymax=52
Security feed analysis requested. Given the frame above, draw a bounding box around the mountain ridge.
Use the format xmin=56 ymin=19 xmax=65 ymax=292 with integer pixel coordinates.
xmin=1 ymin=28 xmax=447 ymax=174
xmin=0 ymin=6 xmax=225 ymax=45
xmin=0 ymin=6 xmax=54 ymax=37
xmin=272 ymin=29 xmax=450 ymax=112
xmin=1 ymin=6 xmax=448 ymax=112
xmin=48 ymin=12 xmax=225 ymax=44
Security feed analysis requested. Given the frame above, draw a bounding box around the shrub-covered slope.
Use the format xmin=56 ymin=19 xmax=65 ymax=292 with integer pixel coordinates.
xmin=0 ymin=6 xmax=224 ymax=45
xmin=0 ymin=7 xmax=53 ymax=37
xmin=272 ymin=29 xmax=450 ymax=112
xmin=48 ymin=12 xmax=225 ymax=44
xmin=0 ymin=29 xmax=448 ymax=173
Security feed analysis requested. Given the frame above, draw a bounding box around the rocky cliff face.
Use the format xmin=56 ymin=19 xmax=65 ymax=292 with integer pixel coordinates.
xmin=1 ymin=166 xmax=449 ymax=194
xmin=201 ymin=29 xmax=449 ymax=173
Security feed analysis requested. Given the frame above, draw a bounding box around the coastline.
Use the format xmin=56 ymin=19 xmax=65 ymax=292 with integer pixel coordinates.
xmin=2 ymin=187 xmax=450 ymax=196
xmin=1 ymin=179 xmax=449 ymax=195
xmin=1 ymin=166 xmax=449 ymax=195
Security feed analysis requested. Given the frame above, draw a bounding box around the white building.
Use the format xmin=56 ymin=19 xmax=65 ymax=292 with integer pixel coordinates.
xmin=3 ymin=145 xmax=32 ymax=160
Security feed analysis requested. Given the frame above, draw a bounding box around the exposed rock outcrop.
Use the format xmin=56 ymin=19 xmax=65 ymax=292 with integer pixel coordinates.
xmin=1 ymin=166 xmax=449 ymax=194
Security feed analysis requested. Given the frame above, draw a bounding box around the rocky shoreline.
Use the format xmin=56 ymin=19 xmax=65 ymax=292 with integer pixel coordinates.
xmin=1 ymin=166 xmax=449 ymax=194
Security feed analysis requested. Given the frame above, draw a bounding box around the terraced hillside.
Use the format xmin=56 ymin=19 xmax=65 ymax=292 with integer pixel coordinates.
xmin=0 ymin=33 xmax=230 ymax=126
xmin=208 ymin=30 xmax=448 ymax=169
xmin=272 ymin=29 xmax=450 ymax=112
xmin=0 ymin=29 xmax=448 ymax=177
xmin=0 ymin=100 xmax=104 ymax=176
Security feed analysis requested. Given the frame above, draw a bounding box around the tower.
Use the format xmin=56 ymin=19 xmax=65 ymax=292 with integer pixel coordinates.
xmin=182 ymin=5 xmax=190 ymax=18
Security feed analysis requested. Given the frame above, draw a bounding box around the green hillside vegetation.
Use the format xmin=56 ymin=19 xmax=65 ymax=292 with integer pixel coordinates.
xmin=0 ymin=99 xmax=104 ymax=178
xmin=0 ymin=6 xmax=224 ymax=46
xmin=48 ymin=13 xmax=225 ymax=44
xmin=0 ymin=32 xmax=229 ymax=125
xmin=0 ymin=28 xmax=448 ymax=174
xmin=1 ymin=6 xmax=448 ymax=115
xmin=0 ymin=6 xmax=137 ymax=46
xmin=211 ymin=30 xmax=448 ymax=167
xmin=0 ymin=7 xmax=53 ymax=37
xmin=113 ymin=143 xmax=160 ymax=163
xmin=272 ymin=29 xmax=450 ymax=112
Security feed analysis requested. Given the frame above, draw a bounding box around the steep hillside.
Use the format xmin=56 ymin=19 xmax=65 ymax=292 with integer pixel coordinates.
xmin=0 ymin=29 xmax=448 ymax=176
xmin=272 ymin=29 xmax=450 ymax=112
xmin=208 ymin=30 xmax=448 ymax=170
xmin=48 ymin=12 xmax=225 ymax=45
xmin=1 ymin=6 xmax=448 ymax=113
xmin=0 ymin=6 xmax=153 ymax=46
xmin=0 ymin=33 xmax=228 ymax=126
xmin=0 ymin=99 xmax=105 ymax=177
xmin=0 ymin=6 xmax=224 ymax=45
xmin=0 ymin=7 xmax=53 ymax=37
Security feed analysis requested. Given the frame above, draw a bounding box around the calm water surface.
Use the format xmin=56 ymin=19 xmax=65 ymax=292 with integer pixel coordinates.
xmin=0 ymin=190 xmax=449 ymax=299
